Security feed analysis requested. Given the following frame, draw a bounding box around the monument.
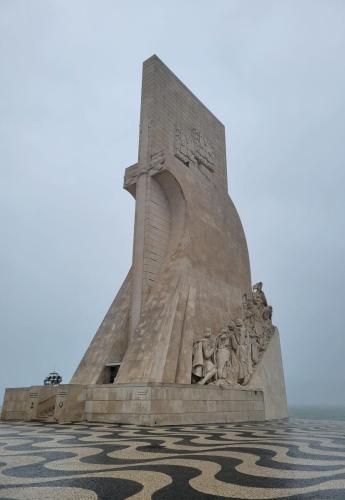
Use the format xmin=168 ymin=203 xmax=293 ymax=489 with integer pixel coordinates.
xmin=1 ymin=56 xmax=288 ymax=425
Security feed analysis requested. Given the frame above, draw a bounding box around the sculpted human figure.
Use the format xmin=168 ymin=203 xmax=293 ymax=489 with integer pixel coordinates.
xmin=250 ymin=327 xmax=260 ymax=365
xmin=192 ymin=327 xmax=217 ymax=385
xmin=236 ymin=319 xmax=252 ymax=385
xmin=215 ymin=328 xmax=231 ymax=382
xmin=243 ymin=292 xmax=254 ymax=312
xmin=253 ymin=282 xmax=268 ymax=307
xmin=228 ymin=320 xmax=239 ymax=352
xmin=242 ymin=293 xmax=249 ymax=312
xmin=191 ymin=283 xmax=277 ymax=385
xmin=262 ymin=304 xmax=272 ymax=321
xmin=222 ymin=321 xmax=240 ymax=385
xmin=250 ymin=283 xmax=269 ymax=339
xmin=260 ymin=304 xmax=275 ymax=349
xmin=243 ymin=297 xmax=255 ymax=327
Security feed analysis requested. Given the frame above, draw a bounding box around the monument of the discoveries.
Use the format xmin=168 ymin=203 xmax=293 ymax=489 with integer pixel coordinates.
xmin=2 ymin=56 xmax=288 ymax=425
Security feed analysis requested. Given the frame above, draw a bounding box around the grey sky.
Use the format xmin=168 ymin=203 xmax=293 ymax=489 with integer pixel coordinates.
xmin=1 ymin=0 xmax=344 ymax=406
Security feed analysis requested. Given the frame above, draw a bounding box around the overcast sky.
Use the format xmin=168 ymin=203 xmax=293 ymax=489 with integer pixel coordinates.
xmin=1 ymin=0 xmax=344 ymax=406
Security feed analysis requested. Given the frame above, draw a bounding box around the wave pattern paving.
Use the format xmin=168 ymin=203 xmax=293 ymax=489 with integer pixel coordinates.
xmin=1 ymin=419 xmax=345 ymax=499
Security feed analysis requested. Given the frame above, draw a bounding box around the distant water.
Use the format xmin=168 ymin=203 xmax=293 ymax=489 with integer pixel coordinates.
xmin=289 ymin=405 xmax=345 ymax=421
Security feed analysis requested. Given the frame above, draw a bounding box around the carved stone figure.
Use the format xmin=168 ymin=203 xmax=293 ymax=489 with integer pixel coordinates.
xmin=224 ymin=322 xmax=241 ymax=385
xmin=253 ymin=282 xmax=267 ymax=307
xmin=192 ymin=282 xmax=277 ymax=387
xmin=249 ymin=327 xmax=260 ymax=365
xmin=192 ymin=328 xmax=217 ymax=385
xmin=215 ymin=329 xmax=230 ymax=381
xmin=236 ymin=319 xmax=252 ymax=385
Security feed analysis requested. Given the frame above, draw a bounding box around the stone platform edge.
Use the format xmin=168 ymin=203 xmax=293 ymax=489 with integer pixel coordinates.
xmin=1 ymin=383 xmax=266 ymax=425
xmin=85 ymin=383 xmax=265 ymax=425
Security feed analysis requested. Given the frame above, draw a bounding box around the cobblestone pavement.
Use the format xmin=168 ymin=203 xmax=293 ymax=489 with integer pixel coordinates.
xmin=1 ymin=419 xmax=345 ymax=499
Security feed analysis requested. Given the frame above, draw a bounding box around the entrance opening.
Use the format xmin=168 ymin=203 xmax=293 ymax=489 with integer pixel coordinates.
xmin=104 ymin=363 xmax=121 ymax=384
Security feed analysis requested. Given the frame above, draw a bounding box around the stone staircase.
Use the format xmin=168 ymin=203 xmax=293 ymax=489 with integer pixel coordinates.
xmin=35 ymin=394 xmax=56 ymax=422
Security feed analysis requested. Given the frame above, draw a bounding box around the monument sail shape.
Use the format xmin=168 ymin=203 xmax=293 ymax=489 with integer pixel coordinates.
xmin=72 ymin=55 xmax=252 ymax=386
xmin=2 ymin=56 xmax=288 ymax=425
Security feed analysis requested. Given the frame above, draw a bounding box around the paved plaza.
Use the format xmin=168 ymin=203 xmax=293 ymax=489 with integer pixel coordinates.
xmin=1 ymin=419 xmax=345 ymax=498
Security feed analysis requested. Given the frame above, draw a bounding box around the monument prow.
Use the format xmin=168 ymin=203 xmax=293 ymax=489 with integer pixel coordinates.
xmin=2 ymin=56 xmax=288 ymax=425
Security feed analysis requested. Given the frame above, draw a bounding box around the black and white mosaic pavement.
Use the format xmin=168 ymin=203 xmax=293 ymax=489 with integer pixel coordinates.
xmin=1 ymin=419 xmax=345 ymax=499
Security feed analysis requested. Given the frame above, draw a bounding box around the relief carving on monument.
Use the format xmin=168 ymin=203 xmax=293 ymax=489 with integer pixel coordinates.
xmin=175 ymin=127 xmax=215 ymax=176
xmin=192 ymin=282 xmax=276 ymax=387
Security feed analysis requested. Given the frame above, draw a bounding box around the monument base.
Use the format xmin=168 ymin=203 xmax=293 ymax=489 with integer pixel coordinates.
xmin=2 ymin=377 xmax=289 ymax=426
xmin=1 ymin=383 xmax=265 ymax=425
xmin=1 ymin=384 xmax=86 ymax=423
xmin=85 ymin=383 xmax=265 ymax=425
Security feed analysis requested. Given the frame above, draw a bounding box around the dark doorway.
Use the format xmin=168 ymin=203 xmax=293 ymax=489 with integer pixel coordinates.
xmin=104 ymin=363 xmax=120 ymax=384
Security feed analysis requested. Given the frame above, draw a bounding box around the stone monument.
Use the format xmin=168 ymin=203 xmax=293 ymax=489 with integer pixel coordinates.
xmin=1 ymin=56 xmax=288 ymax=425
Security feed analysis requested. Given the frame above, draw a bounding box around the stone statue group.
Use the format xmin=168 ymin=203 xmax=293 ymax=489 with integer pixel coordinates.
xmin=192 ymin=283 xmax=275 ymax=386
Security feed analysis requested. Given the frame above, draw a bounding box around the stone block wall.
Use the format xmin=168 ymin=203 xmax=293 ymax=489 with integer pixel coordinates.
xmin=85 ymin=383 xmax=265 ymax=425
